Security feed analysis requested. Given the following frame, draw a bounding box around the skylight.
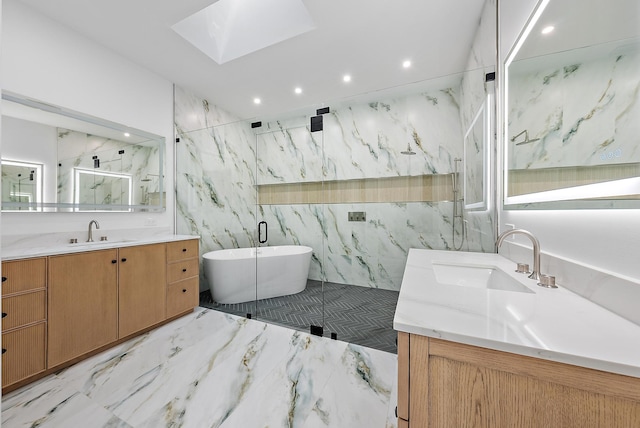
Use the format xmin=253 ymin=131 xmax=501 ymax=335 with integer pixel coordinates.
xmin=172 ymin=0 xmax=316 ymax=64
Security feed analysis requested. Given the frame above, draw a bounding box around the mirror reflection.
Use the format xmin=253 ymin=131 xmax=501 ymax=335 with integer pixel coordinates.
xmin=1 ymin=92 xmax=166 ymax=212
xmin=1 ymin=159 xmax=43 ymax=211
xmin=504 ymin=0 xmax=640 ymax=208
xmin=464 ymin=97 xmax=490 ymax=210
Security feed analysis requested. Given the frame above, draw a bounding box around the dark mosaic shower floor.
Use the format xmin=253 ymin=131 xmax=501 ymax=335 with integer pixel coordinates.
xmin=199 ymin=280 xmax=400 ymax=354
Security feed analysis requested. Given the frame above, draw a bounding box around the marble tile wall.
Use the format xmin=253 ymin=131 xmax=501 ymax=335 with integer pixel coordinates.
xmin=57 ymin=129 xmax=160 ymax=207
xmin=175 ymin=72 xmax=496 ymax=291
xmin=260 ymin=202 xmax=457 ymax=288
xmin=508 ymin=48 xmax=640 ymax=170
xmin=174 ymin=93 xmax=258 ymax=255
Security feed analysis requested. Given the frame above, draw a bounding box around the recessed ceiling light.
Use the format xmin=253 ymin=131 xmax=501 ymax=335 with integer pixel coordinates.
xmin=295 ymin=87 xmax=302 ymax=94
xmin=541 ymin=25 xmax=554 ymax=34
xmin=124 ymin=132 xmax=130 ymax=137
xmin=402 ymin=60 xmax=412 ymax=68
xmin=343 ymin=74 xmax=351 ymax=83
xmin=253 ymin=98 xmax=261 ymax=105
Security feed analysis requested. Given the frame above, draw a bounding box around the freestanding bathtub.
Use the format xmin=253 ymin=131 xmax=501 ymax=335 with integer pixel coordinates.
xmin=203 ymin=245 xmax=312 ymax=304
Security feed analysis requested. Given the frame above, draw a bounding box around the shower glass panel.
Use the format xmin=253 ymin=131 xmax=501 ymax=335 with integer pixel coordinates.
xmin=254 ymin=117 xmax=326 ymax=331
xmin=175 ymin=120 xmax=258 ymax=319
xmin=319 ymin=108 xmax=412 ymax=348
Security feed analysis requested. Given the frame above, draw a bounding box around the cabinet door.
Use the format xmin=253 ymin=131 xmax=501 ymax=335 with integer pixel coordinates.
xmin=166 ymin=277 xmax=199 ymax=318
xmin=1 ymin=291 xmax=46 ymax=331
xmin=48 ymin=250 xmax=118 ymax=367
xmin=2 ymin=258 xmax=46 ymax=295
xmin=2 ymin=323 xmax=46 ymax=386
xmin=118 ymin=243 xmax=166 ymax=337
xmin=167 ymin=239 xmax=198 ymax=262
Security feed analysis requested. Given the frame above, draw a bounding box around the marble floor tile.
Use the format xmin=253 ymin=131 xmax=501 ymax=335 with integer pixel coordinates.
xmin=2 ymin=308 xmax=397 ymax=428
xmin=302 ymin=344 xmax=397 ymax=428
xmin=1 ymin=375 xmax=132 ymax=428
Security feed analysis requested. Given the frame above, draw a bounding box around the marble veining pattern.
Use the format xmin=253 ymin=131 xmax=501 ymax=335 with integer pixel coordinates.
xmin=174 ymin=85 xmax=493 ymax=291
xmin=57 ymin=129 xmax=160 ymax=206
xmin=508 ymin=48 xmax=640 ymax=169
xmin=2 ymin=309 xmax=398 ymax=428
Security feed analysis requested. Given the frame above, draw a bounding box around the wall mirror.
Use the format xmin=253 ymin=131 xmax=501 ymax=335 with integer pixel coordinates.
xmin=504 ymin=0 xmax=640 ymax=209
xmin=1 ymin=92 xmax=165 ymax=212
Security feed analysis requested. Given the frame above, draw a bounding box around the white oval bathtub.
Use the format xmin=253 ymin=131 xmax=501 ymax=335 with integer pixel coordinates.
xmin=203 ymin=245 xmax=312 ymax=304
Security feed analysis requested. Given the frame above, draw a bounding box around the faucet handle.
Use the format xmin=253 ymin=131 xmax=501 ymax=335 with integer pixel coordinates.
xmin=515 ymin=263 xmax=530 ymax=274
xmin=537 ymin=274 xmax=558 ymax=289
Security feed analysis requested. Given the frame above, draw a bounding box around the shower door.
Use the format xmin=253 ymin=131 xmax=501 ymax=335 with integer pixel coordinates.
xmin=254 ymin=115 xmax=327 ymax=332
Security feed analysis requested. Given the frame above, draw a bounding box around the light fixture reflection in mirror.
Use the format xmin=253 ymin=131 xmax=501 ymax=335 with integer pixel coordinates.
xmin=1 ymin=159 xmax=43 ymax=211
xmin=74 ymin=168 xmax=132 ymax=212
xmin=503 ymin=0 xmax=640 ymax=209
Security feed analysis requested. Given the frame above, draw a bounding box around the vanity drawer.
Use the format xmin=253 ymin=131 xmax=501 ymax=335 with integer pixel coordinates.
xmin=2 ymin=291 xmax=46 ymax=332
xmin=166 ymin=239 xmax=199 ymax=263
xmin=166 ymin=277 xmax=199 ymax=318
xmin=1 ymin=258 xmax=46 ymax=296
xmin=167 ymin=258 xmax=199 ymax=284
xmin=2 ymin=322 xmax=46 ymax=387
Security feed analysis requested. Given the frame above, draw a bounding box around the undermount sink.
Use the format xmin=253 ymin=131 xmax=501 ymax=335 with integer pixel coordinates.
xmin=68 ymin=239 xmax=137 ymax=247
xmin=432 ymin=262 xmax=534 ymax=294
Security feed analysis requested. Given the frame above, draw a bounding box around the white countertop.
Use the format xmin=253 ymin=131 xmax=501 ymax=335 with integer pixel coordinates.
xmin=1 ymin=235 xmax=199 ymax=260
xmin=393 ymin=249 xmax=640 ymax=378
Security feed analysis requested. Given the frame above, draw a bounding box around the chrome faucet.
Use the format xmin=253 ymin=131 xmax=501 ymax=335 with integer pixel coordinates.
xmin=496 ymin=229 xmax=541 ymax=281
xmin=87 ymin=220 xmax=100 ymax=242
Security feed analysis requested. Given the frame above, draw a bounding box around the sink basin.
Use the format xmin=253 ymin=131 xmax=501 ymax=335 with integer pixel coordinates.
xmin=432 ymin=263 xmax=534 ymax=293
xmin=68 ymin=239 xmax=137 ymax=247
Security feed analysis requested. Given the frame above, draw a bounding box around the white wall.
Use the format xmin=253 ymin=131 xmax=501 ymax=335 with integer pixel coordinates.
xmin=1 ymin=0 xmax=175 ymax=237
xmin=498 ymin=0 xmax=640 ymax=280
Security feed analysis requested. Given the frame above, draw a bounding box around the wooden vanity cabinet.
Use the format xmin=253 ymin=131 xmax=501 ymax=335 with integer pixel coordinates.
xmin=1 ymin=258 xmax=47 ymax=388
xmin=166 ymin=239 xmax=199 ymax=318
xmin=118 ymin=243 xmax=166 ymax=337
xmin=397 ymin=332 xmax=640 ymax=427
xmin=2 ymin=238 xmax=200 ymax=392
xmin=48 ymin=249 xmax=118 ymax=367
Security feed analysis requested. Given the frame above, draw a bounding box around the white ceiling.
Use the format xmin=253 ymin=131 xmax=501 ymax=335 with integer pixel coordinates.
xmin=515 ymin=0 xmax=639 ymax=61
xmin=17 ymin=0 xmax=487 ymax=120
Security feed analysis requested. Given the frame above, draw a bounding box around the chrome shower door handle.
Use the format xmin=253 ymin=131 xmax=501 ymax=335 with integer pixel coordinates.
xmin=258 ymin=221 xmax=268 ymax=244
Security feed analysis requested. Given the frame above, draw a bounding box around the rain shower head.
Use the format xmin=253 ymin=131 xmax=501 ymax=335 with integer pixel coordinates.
xmin=401 ymin=142 xmax=416 ymax=155
xmin=141 ymin=173 xmax=161 ymax=182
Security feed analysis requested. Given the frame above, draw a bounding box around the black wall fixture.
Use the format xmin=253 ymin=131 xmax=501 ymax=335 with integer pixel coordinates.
xmin=92 ymin=155 xmax=100 ymax=168
xmin=485 ymin=72 xmax=496 ymax=82
xmin=316 ymin=107 xmax=330 ymax=115
xmin=251 ymin=121 xmax=262 ymax=129
xmin=310 ymin=115 xmax=323 ymax=132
